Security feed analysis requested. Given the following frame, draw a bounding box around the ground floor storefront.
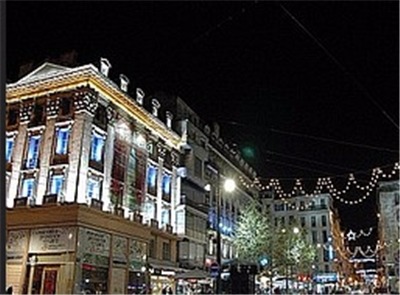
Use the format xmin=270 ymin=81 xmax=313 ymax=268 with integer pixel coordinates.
xmin=6 ymin=204 xmax=177 ymax=294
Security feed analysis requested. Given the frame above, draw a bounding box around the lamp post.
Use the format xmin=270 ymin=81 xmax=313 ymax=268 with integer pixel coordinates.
xmin=214 ymin=176 xmax=236 ymax=295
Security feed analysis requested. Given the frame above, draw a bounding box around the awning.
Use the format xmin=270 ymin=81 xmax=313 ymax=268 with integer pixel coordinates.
xmin=175 ymin=269 xmax=211 ymax=280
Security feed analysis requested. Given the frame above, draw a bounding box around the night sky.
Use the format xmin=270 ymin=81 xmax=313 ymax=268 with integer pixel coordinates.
xmin=6 ymin=2 xmax=399 ymax=244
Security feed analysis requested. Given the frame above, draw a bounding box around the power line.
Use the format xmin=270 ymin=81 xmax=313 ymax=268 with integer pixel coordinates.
xmin=264 ymin=149 xmax=358 ymax=172
xmin=278 ymin=3 xmax=399 ymax=130
xmin=270 ymin=128 xmax=399 ymax=153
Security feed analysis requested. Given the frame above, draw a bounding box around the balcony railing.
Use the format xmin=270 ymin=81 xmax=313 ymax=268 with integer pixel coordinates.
xmin=180 ymin=197 xmax=209 ymax=214
xmin=299 ymin=204 xmax=328 ymax=211
xmin=52 ymin=154 xmax=69 ymax=165
xmin=91 ymin=198 xmax=103 ymax=210
xmin=150 ymin=219 xmax=159 ymax=229
xmin=43 ymin=194 xmax=59 ymax=205
xmin=89 ymin=159 xmax=104 ymax=172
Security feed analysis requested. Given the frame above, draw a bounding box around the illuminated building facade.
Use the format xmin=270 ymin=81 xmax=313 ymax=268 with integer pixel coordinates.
xmin=155 ymin=94 xmax=260 ymax=271
xmin=5 ymin=59 xmax=183 ymax=294
xmin=377 ymin=180 xmax=400 ymax=293
xmin=263 ymin=193 xmax=339 ymax=280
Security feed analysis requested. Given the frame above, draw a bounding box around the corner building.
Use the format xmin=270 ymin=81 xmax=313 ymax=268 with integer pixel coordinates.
xmin=5 ymin=60 xmax=183 ymax=294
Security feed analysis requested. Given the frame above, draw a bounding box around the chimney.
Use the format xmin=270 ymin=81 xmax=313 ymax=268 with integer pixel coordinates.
xmin=152 ymin=99 xmax=160 ymax=117
xmin=100 ymin=58 xmax=111 ymax=77
xmin=136 ymin=88 xmax=145 ymax=105
xmin=119 ymin=74 xmax=129 ymax=92
xmin=213 ymin=122 xmax=220 ymax=138
xmin=166 ymin=111 xmax=173 ymax=128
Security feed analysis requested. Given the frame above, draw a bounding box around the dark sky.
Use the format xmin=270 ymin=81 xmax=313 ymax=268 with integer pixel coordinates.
xmin=6 ymin=2 xmax=399 ymax=238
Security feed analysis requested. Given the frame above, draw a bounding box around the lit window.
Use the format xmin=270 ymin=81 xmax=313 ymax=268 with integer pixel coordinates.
xmin=87 ymin=177 xmax=101 ymax=200
xmin=21 ymin=178 xmax=35 ymax=197
xmin=55 ymin=127 xmax=70 ymax=155
xmin=26 ymin=135 xmax=41 ymax=169
xmin=90 ymin=131 xmax=105 ymax=162
xmin=176 ymin=211 xmax=185 ymax=234
xmin=6 ymin=136 xmax=14 ymax=162
xmin=161 ymin=209 xmax=170 ymax=227
xmin=162 ymin=174 xmax=171 ymax=200
xmin=50 ymin=174 xmax=64 ymax=195
xmin=143 ymin=199 xmax=156 ymax=223
xmin=147 ymin=166 xmax=157 ymax=194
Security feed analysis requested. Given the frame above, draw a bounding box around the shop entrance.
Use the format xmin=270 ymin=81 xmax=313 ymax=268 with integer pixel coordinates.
xmin=24 ymin=265 xmax=59 ymax=294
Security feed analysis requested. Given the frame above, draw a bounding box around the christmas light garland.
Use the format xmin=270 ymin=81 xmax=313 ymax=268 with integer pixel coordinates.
xmin=239 ymin=162 xmax=399 ymax=206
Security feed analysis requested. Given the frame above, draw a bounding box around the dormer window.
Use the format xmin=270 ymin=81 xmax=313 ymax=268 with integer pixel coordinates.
xmin=136 ymin=88 xmax=145 ymax=105
xmin=152 ymin=99 xmax=160 ymax=117
xmin=119 ymin=74 xmax=129 ymax=92
xmin=100 ymin=58 xmax=111 ymax=77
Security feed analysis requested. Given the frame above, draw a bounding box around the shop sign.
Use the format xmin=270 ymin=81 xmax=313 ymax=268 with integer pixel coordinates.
xmin=29 ymin=227 xmax=75 ymax=253
xmin=80 ymin=228 xmax=110 ymax=267
xmin=113 ymin=236 xmax=128 ymax=265
xmin=313 ymin=273 xmax=338 ymax=283
xmin=129 ymin=239 xmax=147 ymax=270
xmin=7 ymin=230 xmax=28 ymax=260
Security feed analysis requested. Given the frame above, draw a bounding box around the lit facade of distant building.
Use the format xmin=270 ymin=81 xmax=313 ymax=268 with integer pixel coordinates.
xmin=262 ymin=193 xmax=340 ymax=279
xmin=376 ymin=180 xmax=399 ymax=293
xmin=5 ymin=60 xmax=184 ymax=294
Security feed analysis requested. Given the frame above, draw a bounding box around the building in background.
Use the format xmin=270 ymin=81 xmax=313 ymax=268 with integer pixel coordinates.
xmin=155 ymin=94 xmax=260 ymax=274
xmin=262 ymin=192 xmax=341 ymax=287
xmin=376 ymin=180 xmax=400 ymax=293
xmin=5 ymin=59 xmax=183 ymax=294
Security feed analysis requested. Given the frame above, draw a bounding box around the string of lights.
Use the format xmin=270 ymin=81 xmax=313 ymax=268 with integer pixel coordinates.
xmin=239 ymin=162 xmax=399 ymax=206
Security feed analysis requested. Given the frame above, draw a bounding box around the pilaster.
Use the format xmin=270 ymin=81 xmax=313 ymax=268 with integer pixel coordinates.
xmin=102 ymin=106 xmax=116 ymax=211
xmin=7 ymin=102 xmax=33 ymax=207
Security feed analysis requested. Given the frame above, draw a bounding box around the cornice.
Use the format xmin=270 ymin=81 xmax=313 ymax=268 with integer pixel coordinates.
xmin=6 ymin=64 xmax=182 ymax=149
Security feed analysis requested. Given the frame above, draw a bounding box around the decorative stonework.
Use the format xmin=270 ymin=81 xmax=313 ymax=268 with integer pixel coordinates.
xmin=106 ymin=106 xmax=116 ymax=123
xmin=157 ymin=144 xmax=167 ymax=158
xmin=171 ymin=152 xmax=179 ymax=166
xmin=74 ymin=90 xmax=98 ymax=115
xmin=46 ymin=97 xmax=60 ymax=118
xmin=19 ymin=102 xmax=34 ymax=123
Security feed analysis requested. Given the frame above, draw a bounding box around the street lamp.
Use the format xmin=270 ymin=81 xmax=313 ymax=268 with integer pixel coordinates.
xmin=214 ymin=177 xmax=236 ymax=295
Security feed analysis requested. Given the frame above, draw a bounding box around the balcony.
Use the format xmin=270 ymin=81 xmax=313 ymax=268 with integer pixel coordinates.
xmin=14 ymin=197 xmax=29 ymax=208
xmin=150 ymin=219 xmax=159 ymax=229
xmin=43 ymin=194 xmax=59 ymax=205
xmin=91 ymin=198 xmax=104 ymax=211
xmin=52 ymin=154 xmax=69 ymax=165
xmin=299 ymin=204 xmax=328 ymax=211
xmin=164 ymin=224 xmax=173 ymax=234
xmin=180 ymin=197 xmax=209 ymax=214
xmin=89 ymin=159 xmax=104 ymax=172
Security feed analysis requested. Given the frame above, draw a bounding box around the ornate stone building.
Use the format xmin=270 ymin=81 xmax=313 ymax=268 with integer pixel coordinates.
xmin=5 ymin=59 xmax=183 ymax=294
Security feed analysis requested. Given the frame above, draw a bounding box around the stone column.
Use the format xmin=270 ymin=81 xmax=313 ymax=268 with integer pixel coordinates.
xmin=64 ymin=90 xmax=98 ymax=203
xmin=102 ymin=106 xmax=116 ymax=212
xmin=35 ymin=98 xmax=60 ymax=204
xmin=7 ymin=102 xmax=32 ymax=207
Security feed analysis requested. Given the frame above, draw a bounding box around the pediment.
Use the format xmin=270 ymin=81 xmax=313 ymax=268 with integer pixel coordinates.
xmin=16 ymin=62 xmax=71 ymax=84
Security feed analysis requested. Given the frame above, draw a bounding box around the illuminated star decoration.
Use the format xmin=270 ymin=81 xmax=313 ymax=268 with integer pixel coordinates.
xmin=347 ymin=230 xmax=356 ymax=241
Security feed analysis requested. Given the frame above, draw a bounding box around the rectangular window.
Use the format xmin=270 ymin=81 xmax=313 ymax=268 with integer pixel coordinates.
xmin=320 ymin=198 xmax=326 ymax=206
xmin=149 ymin=239 xmax=156 ymax=259
xmin=6 ymin=136 xmax=14 ymax=162
xmin=147 ymin=166 xmax=157 ymax=195
xmin=281 ymin=216 xmax=285 ymax=225
xmin=143 ymin=199 xmax=156 ymax=224
xmin=194 ymin=157 xmax=202 ymax=177
xmin=324 ymin=264 xmax=330 ymax=273
xmin=176 ymin=211 xmax=185 ymax=234
xmin=87 ymin=177 xmax=101 ymax=200
xmin=90 ymin=131 xmax=105 ymax=162
xmin=322 ymin=230 xmax=328 ymax=243
xmin=311 ymin=216 xmax=316 ymax=227
xmin=21 ymin=178 xmax=35 ymax=198
xmin=300 ymin=217 xmax=306 ymax=227
xmin=162 ymin=242 xmax=171 ymax=260
xmin=321 ymin=215 xmax=327 ymax=227
xmin=55 ymin=126 xmax=70 ymax=155
xmin=26 ymin=135 xmax=41 ymax=169
xmin=162 ymin=174 xmax=172 ymax=201
xmin=312 ymin=231 xmax=318 ymax=244
xmin=161 ymin=209 xmax=170 ymax=227
xmin=50 ymin=174 xmax=64 ymax=195
xmin=289 ymin=215 xmax=295 ymax=224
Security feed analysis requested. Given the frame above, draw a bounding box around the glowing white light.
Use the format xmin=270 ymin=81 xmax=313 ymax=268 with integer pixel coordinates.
xmin=293 ymin=227 xmax=300 ymax=234
xmin=204 ymin=184 xmax=211 ymax=192
xmin=224 ymin=179 xmax=236 ymax=193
